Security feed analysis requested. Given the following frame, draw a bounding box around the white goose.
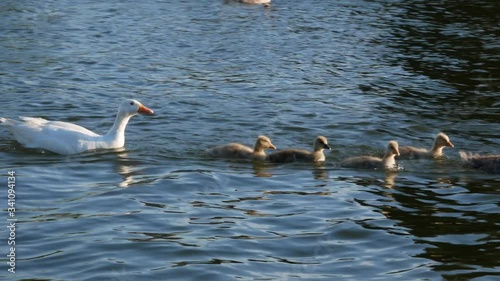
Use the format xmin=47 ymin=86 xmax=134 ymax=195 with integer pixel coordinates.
xmin=0 ymin=99 xmax=154 ymax=155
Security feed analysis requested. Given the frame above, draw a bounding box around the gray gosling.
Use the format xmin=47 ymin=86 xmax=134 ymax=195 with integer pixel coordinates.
xmin=459 ymin=151 xmax=500 ymax=174
xmin=266 ymin=136 xmax=331 ymax=163
xmin=398 ymin=133 xmax=454 ymax=159
xmin=206 ymin=135 xmax=276 ymax=161
xmin=341 ymin=141 xmax=400 ymax=170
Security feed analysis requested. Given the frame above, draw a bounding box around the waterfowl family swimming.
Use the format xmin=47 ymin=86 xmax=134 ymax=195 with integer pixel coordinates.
xmin=206 ymin=135 xmax=276 ymax=161
xmin=2 ymin=97 xmax=497 ymax=177
xmin=459 ymin=151 xmax=500 ymax=174
xmin=340 ymin=141 xmax=400 ymax=170
xmin=398 ymin=133 xmax=454 ymax=159
xmin=266 ymin=136 xmax=331 ymax=163
xmin=0 ymin=99 xmax=154 ymax=155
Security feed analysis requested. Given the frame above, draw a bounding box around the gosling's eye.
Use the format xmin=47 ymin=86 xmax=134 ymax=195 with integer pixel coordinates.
xmin=130 ymin=101 xmax=134 ymax=106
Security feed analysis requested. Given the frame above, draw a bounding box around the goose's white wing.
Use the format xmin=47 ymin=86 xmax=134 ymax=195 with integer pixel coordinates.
xmin=1 ymin=117 xmax=101 ymax=155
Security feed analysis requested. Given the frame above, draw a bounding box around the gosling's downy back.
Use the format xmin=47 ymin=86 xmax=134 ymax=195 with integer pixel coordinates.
xmin=267 ymin=136 xmax=331 ymax=163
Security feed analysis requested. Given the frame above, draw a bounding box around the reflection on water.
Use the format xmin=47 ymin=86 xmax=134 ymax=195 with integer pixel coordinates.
xmin=361 ymin=175 xmax=500 ymax=279
xmin=113 ymin=150 xmax=142 ymax=188
xmin=383 ymin=171 xmax=398 ymax=189
xmin=0 ymin=0 xmax=498 ymax=280
xmin=252 ymin=161 xmax=272 ymax=178
xmin=383 ymin=0 xmax=499 ymax=130
xmin=251 ymin=161 xmax=330 ymax=180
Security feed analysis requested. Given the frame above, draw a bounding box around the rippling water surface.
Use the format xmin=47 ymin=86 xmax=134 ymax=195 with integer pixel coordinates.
xmin=0 ymin=0 xmax=499 ymax=280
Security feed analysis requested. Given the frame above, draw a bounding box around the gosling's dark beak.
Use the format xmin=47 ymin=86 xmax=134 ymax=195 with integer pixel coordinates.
xmin=324 ymin=143 xmax=331 ymax=150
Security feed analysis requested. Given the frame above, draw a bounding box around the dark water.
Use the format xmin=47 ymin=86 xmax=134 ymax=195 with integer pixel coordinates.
xmin=0 ymin=0 xmax=499 ymax=280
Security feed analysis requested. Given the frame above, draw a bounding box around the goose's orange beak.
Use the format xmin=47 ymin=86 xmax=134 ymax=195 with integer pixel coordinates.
xmin=138 ymin=104 xmax=154 ymax=115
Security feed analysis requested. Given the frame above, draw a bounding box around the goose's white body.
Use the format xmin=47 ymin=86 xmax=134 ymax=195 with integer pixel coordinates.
xmin=0 ymin=99 xmax=154 ymax=155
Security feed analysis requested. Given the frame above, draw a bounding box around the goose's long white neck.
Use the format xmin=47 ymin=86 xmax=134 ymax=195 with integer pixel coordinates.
xmin=104 ymin=112 xmax=134 ymax=145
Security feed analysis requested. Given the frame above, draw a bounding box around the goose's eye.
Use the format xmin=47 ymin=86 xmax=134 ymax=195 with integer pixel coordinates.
xmin=130 ymin=101 xmax=134 ymax=106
